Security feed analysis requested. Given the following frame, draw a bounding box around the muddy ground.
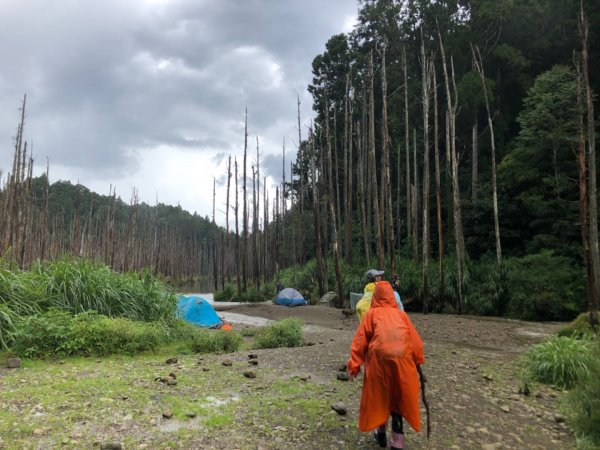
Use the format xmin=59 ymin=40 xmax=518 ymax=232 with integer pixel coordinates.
xmin=0 ymin=304 xmax=575 ymax=450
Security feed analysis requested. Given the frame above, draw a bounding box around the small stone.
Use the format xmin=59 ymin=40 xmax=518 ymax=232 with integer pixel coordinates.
xmin=33 ymin=428 xmax=45 ymax=436
xmin=185 ymin=412 xmax=197 ymax=418
xmin=243 ymin=370 xmax=256 ymax=378
xmin=331 ymin=402 xmax=347 ymax=415
xmin=162 ymin=411 xmax=173 ymax=419
xmin=165 ymin=357 xmax=178 ymax=364
xmin=554 ymin=414 xmax=565 ymax=423
xmin=222 ymin=359 xmax=233 ymax=367
xmin=166 ymin=379 xmax=177 ymax=386
xmin=299 ymin=374 xmax=311 ymax=382
xmin=500 ymin=405 xmax=510 ymax=413
xmin=202 ymin=367 xmax=210 ymax=372
xmin=248 ymin=354 xmax=258 ymax=360
xmin=168 ymin=372 xmax=177 ymax=379
xmin=336 ymin=372 xmax=350 ymax=381
xmin=483 ymin=374 xmax=493 ymax=381
xmin=338 ymin=363 xmax=348 ymax=372
xmin=248 ymin=359 xmax=259 ymax=366
xmin=6 ymin=358 xmax=22 ymax=369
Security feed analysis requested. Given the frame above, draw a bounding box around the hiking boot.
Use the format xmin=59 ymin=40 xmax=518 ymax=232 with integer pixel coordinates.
xmin=390 ymin=431 xmax=405 ymax=450
xmin=373 ymin=429 xmax=387 ymax=448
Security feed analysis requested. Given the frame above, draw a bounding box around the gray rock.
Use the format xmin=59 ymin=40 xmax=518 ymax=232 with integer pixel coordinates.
xmin=500 ymin=405 xmax=510 ymax=413
xmin=165 ymin=357 xmax=178 ymax=364
xmin=331 ymin=402 xmax=347 ymax=415
xmin=243 ymin=370 xmax=257 ymax=378
xmin=336 ymin=372 xmax=350 ymax=381
xmin=162 ymin=410 xmax=173 ymax=419
xmin=222 ymin=359 xmax=233 ymax=367
xmin=6 ymin=358 xmax=21 ymax=369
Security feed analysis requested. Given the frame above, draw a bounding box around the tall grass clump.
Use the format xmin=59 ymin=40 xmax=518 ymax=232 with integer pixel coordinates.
xmin=32 ymin=257 xmax=177 ymax=323
xmin=565 ymin=340 xmax=600 ymax=447
xmin=190 ymin=329 xmax=243 ymax=354
xmin=0 ymin=259 xmax=44 ymax=349
xmin=253 ymin=318 xmax=303 ymax=349
xmin=524 ymin=336 xmax=593 ymax=389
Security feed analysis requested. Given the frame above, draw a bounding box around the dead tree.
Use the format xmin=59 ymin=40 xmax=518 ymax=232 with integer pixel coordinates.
xmin=439 ymin=24 xmax=466 ymax=313
xmin=368 ymin=51 xmax=385 ymax=268
xmin=326 ymin=97 xmax=345 ymax=307
xmin=242 ymin=109 xmax=248 ymax=293
xmin=433 ymin=68 xmax=445 ymax=309
xmin=225 ymin=156 xmax=232 ymax=283
xmin=403 ymin=46 xmax=412 ymax=248
xmin=579 ymin=5 xmax=599 ymax=328
xmin=472 ymin=44 xmax=502 ymax=265
xmin=421 ymin=33 xmax=434 ymax=313
xmin=234 ymin=158 xmax=241 ymax=296
xmin=380 ymin=41 xmax=395 ymax=275
xmin=310 ymin=125 xmax=326 ymax=298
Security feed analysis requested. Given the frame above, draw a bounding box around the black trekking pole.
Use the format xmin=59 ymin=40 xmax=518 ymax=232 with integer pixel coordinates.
xmin=417 ymin=365 xmax=431 ymax=440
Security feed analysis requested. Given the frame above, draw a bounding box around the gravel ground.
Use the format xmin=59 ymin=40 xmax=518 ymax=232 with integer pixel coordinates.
xmin=0 ymin=304 xmax=576 ymax=450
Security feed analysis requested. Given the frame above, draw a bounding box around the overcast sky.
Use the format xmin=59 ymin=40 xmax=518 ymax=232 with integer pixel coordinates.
xmin=0 ymin=0 xmax=357 ymax=223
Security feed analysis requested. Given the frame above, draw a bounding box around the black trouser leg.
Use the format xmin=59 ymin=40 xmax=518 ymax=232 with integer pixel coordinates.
xmin=391 ymin=412 xmax=403 ymax=434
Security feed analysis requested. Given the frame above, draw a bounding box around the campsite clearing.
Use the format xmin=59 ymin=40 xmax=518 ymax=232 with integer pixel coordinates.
xmin=0 ymin=304 xmax=574 ymax=449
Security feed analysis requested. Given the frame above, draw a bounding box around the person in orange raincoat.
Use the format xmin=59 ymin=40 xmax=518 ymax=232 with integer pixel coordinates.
xmin=347 ymin=281 xmax=425 ymax=450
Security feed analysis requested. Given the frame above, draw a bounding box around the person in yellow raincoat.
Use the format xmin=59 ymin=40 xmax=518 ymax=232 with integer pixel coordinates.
xmin=347 ymin=281 xmax=425 ymax=450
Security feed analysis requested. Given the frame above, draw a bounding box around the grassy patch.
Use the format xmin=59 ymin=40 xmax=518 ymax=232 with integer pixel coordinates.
xmin=253 ymin=318 xmax=303 ymax=349
xmin=524 ymin=336 xmax=593 ymax=389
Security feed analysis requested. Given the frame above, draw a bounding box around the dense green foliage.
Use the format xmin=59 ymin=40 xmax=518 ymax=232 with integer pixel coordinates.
xmin=12 ymin=309 xmax=166 ymax=357
xmin=0 ymin=257 xmax=176 ymax=349
xmin=524 ymin=336 xmax=593 ymax=389
xmin=276 ymin=251 xmax=583 ymax=321
xmin=253 ymin=318 xmax=304 ymax=349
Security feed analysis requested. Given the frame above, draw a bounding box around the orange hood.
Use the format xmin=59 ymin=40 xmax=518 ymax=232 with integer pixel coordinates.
xmin=371 ymin=281 xmax=397 ymax=308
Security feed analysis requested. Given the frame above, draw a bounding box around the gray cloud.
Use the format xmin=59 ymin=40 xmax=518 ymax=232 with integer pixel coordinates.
xmin=0 ymin=0 xmax=357 ymax=214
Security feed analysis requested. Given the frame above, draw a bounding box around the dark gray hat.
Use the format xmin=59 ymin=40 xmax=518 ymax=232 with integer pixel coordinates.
xmin=365 ymin=269 xmax=384 ymax=281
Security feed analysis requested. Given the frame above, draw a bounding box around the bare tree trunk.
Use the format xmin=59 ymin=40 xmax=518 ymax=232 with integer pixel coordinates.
xmin=433 ymin=68 xmax=444 ymax=310
xmin=212 ymin=177 xmax=218 ymax=291
xmin=421 ymin=34 xmax=433 ymax=313
xmin=326 ymin=97 xmax=344 ymax=308
xmin=242 ymin=110 xmax=248 ymax=293
xmin=579 ymin=6 xmax=599 ymax=327
xmin=226 ymin=156 xmax=232 ymax=284
xmin=357 ymin=120 xmax=370 ymax=262
xmin=471 ymin=117 xmax=478 ymax=202
xmin=368 ymin=51 xmax=385 ymax=269
xmin=380 ymin=41 xmax=395 ymax=275
xmin=235 ymin=158 xmax=241 ymax=297
xmin=439 ymin=26 xmax=466 ymax=313
xmin=297 ymin=95 xmax=306 ymax=265
xmin=311 ymin=125 xmax=326 ymax=298
xmin=403 ymin=46 xmax=411 ymax=248
xmin=412 ymin=129 xmax=419 ymax=262
xmin=473 ymin=45 xmax=502 ymax=264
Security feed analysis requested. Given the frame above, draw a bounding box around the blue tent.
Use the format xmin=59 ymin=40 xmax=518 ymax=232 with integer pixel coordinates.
xmin=274 ymin=288 xmax=307 ymax=307
xmin=177 ymin=294 xmax=224 ymax=328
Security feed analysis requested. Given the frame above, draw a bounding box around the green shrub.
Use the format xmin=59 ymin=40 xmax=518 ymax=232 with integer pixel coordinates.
xmin=71 ymin=312 xmax=164 ymax=355
xmin=564 ymin=340 xmax=600 ymax=446
xmin=558 ymin=312 xmax=597 ymax=339
xmin=504 ymin=251 xmax=585 ymax=321
xmin=12 ymin=309 xmax=167 ymax=357
xmin=524 ymin=336 xmax=593 ymax=389
xmin=190 ymin=329 xmax=243 ymax=353
xmin=253 ymin=318 xmax=303 ymax=349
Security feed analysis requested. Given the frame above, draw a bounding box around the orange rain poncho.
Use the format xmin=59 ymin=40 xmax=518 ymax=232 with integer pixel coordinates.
xmin=347 ymin=281 xmax=425 ymax=433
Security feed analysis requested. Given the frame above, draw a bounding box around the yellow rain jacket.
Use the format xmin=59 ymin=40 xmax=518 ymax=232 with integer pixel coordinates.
xmin=356 ymin=282 xmax=375 ymax=323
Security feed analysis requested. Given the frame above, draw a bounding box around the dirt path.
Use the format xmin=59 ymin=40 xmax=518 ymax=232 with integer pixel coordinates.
xmin=225 ymin=303 xmax=574 ymax=449
xmin=0 ymin=305 xmax=575 ymax=449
